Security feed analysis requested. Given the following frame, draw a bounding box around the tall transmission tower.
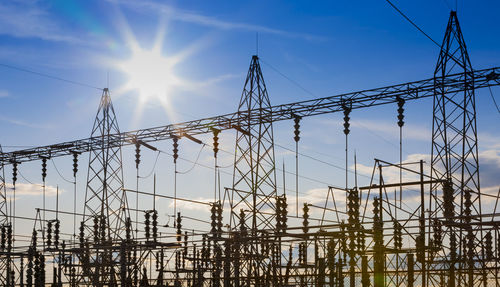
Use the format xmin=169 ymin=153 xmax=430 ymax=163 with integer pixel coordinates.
xmin=0 ymin=146 xmax=8 ymax=286
xmin=231 ymin=55 xmax=277 ymax=232
xmin=84 ymin=88 xmax=128 ymax=239
xmin=430 ymin=11 xmax=484 ymax=287
xmin=0 ymin=146 xmax=7 ymax=226
xmin=229 ymin=55 xmax=278 ymax=286
xmin=81 ymin=88 xmax=129 ymax=285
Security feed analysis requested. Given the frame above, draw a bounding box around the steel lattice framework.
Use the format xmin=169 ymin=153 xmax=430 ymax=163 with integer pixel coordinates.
xmin=0 ymin=11 xmax=499 ymax=287
xmin=79 ymin=88 xmax=129 ymax=285
xmin=229 ymin=55 xmax=278 ymax=286
xmin=429 ymin=11 xmax=485 ymax=287
xmin=0 ymin=68 xmax=498 ymax=165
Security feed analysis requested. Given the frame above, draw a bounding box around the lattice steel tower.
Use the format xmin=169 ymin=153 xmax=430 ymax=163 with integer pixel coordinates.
xmin=0 ymin=146 xmax=8 ymax=286
xmin=81 ymin=88 xmax=129 ymax=285
xmin=430 ymin=11 xmax=484 ymax=287
xmin=229 ymin=55 xmax=278 ymax=286
xmin=84 ymin=88 xmax=128 ymax=239
xmin=231 ymin=55 xmax=277 ymax=232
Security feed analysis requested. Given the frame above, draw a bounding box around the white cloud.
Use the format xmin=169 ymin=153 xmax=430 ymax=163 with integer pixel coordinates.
xmin=111 ymin=0 xmax=326 ymax=42
xmin=350 ymin=119 xmax=431 ymax=142
xmin=168 ymin=197 xmax=213 ymax=212
xmin=352 ymin=148 xmax=500 ymax=208
xmin=0 ymin=1 xmax=81 ymax=43
xmin=479 ymin=133 xmax=500 ymax=149
xmin=0 ymin=116 xmax=53 ymax=129
xmin=0 ymin=90 xmax=9 ymax=98
xmin=5 ymin=182 xmax=63 ymax=198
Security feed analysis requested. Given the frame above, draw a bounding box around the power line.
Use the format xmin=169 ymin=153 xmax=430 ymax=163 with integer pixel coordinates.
xmin=0 ymin=62 xmax=103 ymax=91
xmin=384 ymin=0 xmax=442 ymax=48
xmin=260 ymin=58 xmax=317 ymax=98
xmin=487 ymin=86 xmax=500 ymax=114
xmin=441 ymin=0 xmax=453 ymax=10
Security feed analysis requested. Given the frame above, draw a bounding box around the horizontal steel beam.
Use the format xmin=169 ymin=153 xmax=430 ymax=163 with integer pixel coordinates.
xmin=1 ymin=67 xmax=499 ymax=164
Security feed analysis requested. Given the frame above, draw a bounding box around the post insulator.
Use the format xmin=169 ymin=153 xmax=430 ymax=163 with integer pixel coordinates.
xmin=276 ymin=197 xmax=282 ymax=232
xmin=6 ymin=225 xmax=11 ymax=251
xmin=239 ymin=209 xmax=246 ymax=236
xmin=12 ymin=162 xmax=18 ymax=186
xmin=93 ymin=217 xmax=99 ymax=243
xmin=54 ymin=219 xmax=60 ymax=248
xmin=449 ymin=233 xmax=457 ymax=261
xmin=41 ymin=158 xmax=47 ymax=182
xmin=152 ymin=210 xmax=158 ymax=241
xmin=342 ymin=104 xmax=351 ymax=135
xmin=27 ymin=247 xmax=34 ymax=286
xmin=464 ymin=189 xmax=472 ymax=220
xmin=416 ymin=235 xmax=424 ymax=263
xmin=372 ymin=197 xmax=383 ymax=251
xmin=135 ymin=141 xmax=141 ymax=169
xmin=212 ymin=128 xmax=220 ymax=158
xmin=301 ymin=242 xmax=307 ymax=264
xmin=484 ymin=231 xmax=493 ymax=261
xmin=216 ymin=203 xmax=223 ymax=235
xmin=184 ymin=231 xmax=188 ymax=248
xmin=72 ymin=152 xmax=78 ymax=177
xmin=206 ymin=239 xmax=211 ymax=266
xmin=79 ymin=221 xmax=85 ymax=248
xmin=182 ymin=248 xmax=186 ymax=269
xmin=397 ymin=96 xmax=405 ymax=127
xmin=175 ymin=251 xmax=180 ymax=270
xmin=302 ymin=203 xmax=309 ymax=234
xmin=433 ymin=219 xmax=442 ymax=247
xmin=31 ymin=228 xmax=37 ymax=249
xmin=282 ymin=196 xmax=288 ymax=231
xmin=210 ymin=204 xmax=217 ymax=235
xmin=172 ymin=136 xmax=179 ymax=164
xmin=144 ymin=211 xmax=151 ymax=240
xmin=1 ymin=225 xmax=5 ymax=250
xmin=100 ymin=215 xmax=106 ymax=243
xmin=47 ymin=221 xmax=52 ymax=248
xmin=176 ymin=212 xmax=182 ymax=242
xmin=393 ymin=220 xmax=402 ymax=249
xmin=442 ymin=181 xmax=455 ymax=220
xmin=293 ymin=115 xmax=301 ymax=142
xmin=40 ymin=254 xmax=46 ymax=285
xmin=125 ymin=217 xmax=132 ymax=241
xmin=327 ymin=239 xmax=335 ymax=270
xmin=298 ymin=243 xmax=303 ymax=265
xmin=34 ymin=252 xmax=40 ymax=285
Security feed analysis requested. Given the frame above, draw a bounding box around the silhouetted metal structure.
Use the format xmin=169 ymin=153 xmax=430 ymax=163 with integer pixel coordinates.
xmin=430 ymin=11 xmax=486 ymax=287
xmin=0 ymin=11 xmax=499 ymax=287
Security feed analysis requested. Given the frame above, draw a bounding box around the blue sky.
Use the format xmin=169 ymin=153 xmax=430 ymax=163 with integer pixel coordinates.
xmin=0 ymin=0 xmax=499 ymax=238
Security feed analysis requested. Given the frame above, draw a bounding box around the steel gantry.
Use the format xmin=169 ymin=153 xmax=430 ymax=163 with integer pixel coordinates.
xmin=0 ymin=66 xmax=498 ymax=165
xmin=0 ymin=10 xmax=499 ymax=287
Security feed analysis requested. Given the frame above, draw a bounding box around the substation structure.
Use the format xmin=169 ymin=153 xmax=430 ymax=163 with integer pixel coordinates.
xmin=0 ymin=11 xmax=499 ymax=287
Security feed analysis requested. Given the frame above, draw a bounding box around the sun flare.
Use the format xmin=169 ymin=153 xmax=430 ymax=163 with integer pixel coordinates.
xmin=117 ymin=46 xmax=179 ymax=104
xmin=111 ymin=18 xmax=205 ymax=125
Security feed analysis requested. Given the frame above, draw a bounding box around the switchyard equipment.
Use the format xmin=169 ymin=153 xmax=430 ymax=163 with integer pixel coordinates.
xmin=0 ymin=11 xmax=499 ymax=287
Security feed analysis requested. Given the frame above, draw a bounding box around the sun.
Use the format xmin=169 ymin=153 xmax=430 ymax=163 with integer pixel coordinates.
xmin=111 ymin=17 xmax=207 ymax=125
xmin=111 ymin=21 xmax=188 ymax=125
xmin=117 ymin=46 xmax=180 ymax=104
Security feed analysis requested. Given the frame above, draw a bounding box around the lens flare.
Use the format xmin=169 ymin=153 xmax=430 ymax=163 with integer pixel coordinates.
xmin=117 ymin=46 xmax=180 ymax=103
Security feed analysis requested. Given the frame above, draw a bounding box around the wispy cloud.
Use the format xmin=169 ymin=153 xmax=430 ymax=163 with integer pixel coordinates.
xmin=5 ymin=183 xmax=63 ymax=198
xmin=350 ymin=119 xmax=431 ymax=142
xmin=111 ymin=0 xmax=326 ymax=42
xmin=0 ymin=1 xmax=81 ymax=43
xmin=353 ymin=148 xmax=500 ymax=207
xmin=0 ymin=90 xmax=9 ymax=98
xmin=0 ymin=116 xmax=53 ymax=129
